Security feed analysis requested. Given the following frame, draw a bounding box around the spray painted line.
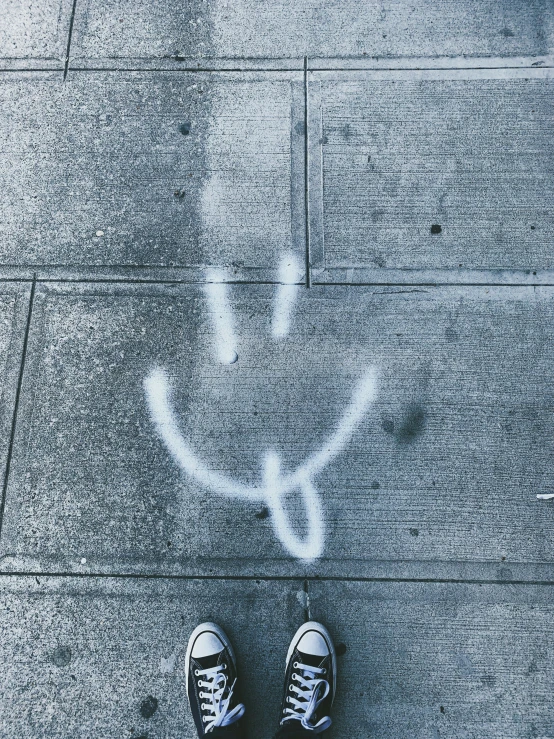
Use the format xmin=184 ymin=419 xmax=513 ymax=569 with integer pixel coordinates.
xmin=203 ymin=269 xmax=239 ymax=364
xmin=272 ymin=254 xmax=302 ymax=339
xmin=144 ymin=367 xmax=378 ymax=561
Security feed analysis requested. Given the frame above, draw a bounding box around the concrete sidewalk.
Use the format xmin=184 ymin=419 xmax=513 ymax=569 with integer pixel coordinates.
xmin=1 ymin=2 xmax=554 ymax=737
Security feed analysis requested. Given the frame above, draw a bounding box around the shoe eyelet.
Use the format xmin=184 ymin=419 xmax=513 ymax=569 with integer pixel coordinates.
xmin=289 ymin=684 xmax=294 ymax=691
xmin=322 ymin=668 xmax=326 ymax=675
xmin=293 ymin=661 xmax=299 ymax=668
xmin=222 ymin=663 xmax=227 ymax=669
xmin=194 ymin=669 xmax=200 ymax=676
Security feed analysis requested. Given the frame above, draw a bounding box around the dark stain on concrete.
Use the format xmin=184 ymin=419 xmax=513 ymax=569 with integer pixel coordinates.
xmin=370 ymin=481 xmax=380 ymax=490
xmin=179 ymin=122 xmax=192 ymax=135
xmin=430 ymin=224 xmax=442 ymax=235
xmin=500 ymin=28 xmax=515 ymax=37
xmin=409 ymin=528 xmax=419 ymax=537
xmin=336 ymin=643 xmax=347 ymax=656
xmin=445 ymin=326 xmax=458 ymax=343
xmin=396 ymin=404 xmax=426 ymax=444
xmin=255 ymin=506 xmax=270 ymax=520
xmin=51 ymin=646 xmax=72 ymax=667
xmin=140 ymin=696 xmax=159 ymax=719
xmin=371 ymin=209 xmax=385 ymax=223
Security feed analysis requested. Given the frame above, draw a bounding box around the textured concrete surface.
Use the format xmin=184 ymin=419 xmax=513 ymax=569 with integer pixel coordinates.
xmin=311 ymin=580 xmax=554 ymax=739
xmin=312 ymin=71 xmax=554 ymax=273
xmin=70 ymin=0 xmax=554 ymax=65
xmin=2 ymin=283 xmax=554 ymax=578
xmin=0 ymin=0 xmax=73 ymax=68
xmin=0 ymin=576 xmax=304 ymax=738
xmin=0 ymin=72 xmax=303 ymax=274
xmin=1 ymin=2 xmax=554 ymax=737
xmin=3 ymin=575 xmax=553 ymax=739
xmin=0 ymin=283 xmax=31 ymax=489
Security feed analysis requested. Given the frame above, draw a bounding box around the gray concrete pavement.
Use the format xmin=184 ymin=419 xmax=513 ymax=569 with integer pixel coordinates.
xmin=310 ymin=580 xmax=554 ymax=739
xmin=0 ymin=0 xmax=73 ymax=69
xmin=2 ymin=576 xmax=553 ymax=739
xmin=0 ymin=72 xmax=303 ymax=276
xmin=0 ymin=576 xmax=305 ymax=738
xmin=1 ymin=2 xmax=554 ymax=737
xmin=3 ymin=283 xmax=554 ymax=580
xmin=311 ymin=70 xmax=554 ymax=273
xmin=0 ymin=284 xmax=31 ymax=486
xmin=71 ymin=1 xmax=554 ymax=67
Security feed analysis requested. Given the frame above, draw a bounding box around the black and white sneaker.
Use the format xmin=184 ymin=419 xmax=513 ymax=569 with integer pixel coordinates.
xmin=279 ymin=621 xmax=336 ymax=734
xmin=185 ymin=622 xmax=245 ymax=736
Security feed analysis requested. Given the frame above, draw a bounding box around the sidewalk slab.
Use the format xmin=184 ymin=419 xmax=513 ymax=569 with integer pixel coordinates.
xmin=0 ymin=72 xmax=304 ymax=275
xmin=0 ymin=0 xmax=73 ymax=69
xmin=2 ymin=283 xmax=554 ymax=578
xmin=0 ymin=575 xmax=304 ymax=738
xmin=310 ymin=580 xmax=554 ymax=739
xmin=70 ymin=0 xmax=554 ymax=66
xmin=310 ymin=70 xmax=554 ymax=275
xmin=0 ymin=282 xmax=31 ymax=491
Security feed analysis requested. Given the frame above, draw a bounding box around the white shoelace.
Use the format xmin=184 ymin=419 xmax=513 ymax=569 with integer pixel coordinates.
xmin=196 ymin=664 xmax=245 ymax=732
xmin=282 ymin=661 xmax=332 ymax=733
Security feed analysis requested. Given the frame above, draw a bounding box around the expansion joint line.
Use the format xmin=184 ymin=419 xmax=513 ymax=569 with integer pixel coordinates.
xmin=0 ymin=274 xmax=36 ymax=542
xmin=63 ymin=0 xmax=79 ymax=80
xmin=304 ymin=55 xmax=311 ymax=288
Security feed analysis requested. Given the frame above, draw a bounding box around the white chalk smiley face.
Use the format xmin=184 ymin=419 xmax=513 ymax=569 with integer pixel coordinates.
xmin=143 ymin=255 xmax=378 ymax=561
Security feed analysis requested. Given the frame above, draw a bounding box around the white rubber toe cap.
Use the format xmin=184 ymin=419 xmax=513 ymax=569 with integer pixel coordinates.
xmin=297 ymin=630 xmax=329 ymax=657
xmin=191 ymin=631 xmax=225 ymax=659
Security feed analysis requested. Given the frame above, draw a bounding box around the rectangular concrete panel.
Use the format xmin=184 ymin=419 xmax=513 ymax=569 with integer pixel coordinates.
xmin=70 ymin=0 xmax=554 ymax=65
xmin=2 ymin=283 xmax=554 ymax=578
xmin=0 ymin=0 xmax=73 ymax=69
xmin=310 ymin=580 xmax=554 ymax=739
xmin=0 ymin=72 xmax=303 ymax=276
xmin=0 ymin=576 xmax=304 ymax=738
xmin=311 ymin=70 xmax=554 ymax=275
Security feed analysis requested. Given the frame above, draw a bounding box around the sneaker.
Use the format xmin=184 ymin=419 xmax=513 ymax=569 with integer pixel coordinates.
xmin=278 ymin=621 xmax=336 ymax=734
xmin=185 ymin=622 xmax=245 ymax=736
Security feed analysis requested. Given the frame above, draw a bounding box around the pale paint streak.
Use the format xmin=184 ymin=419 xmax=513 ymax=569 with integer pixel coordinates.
xmin=272 ymin=254 xmax=302 ymax=339
xmin=204 ymin=270 xmax=239 ymax=364
xmin=144 ymin=366 xmax=378 ymax=561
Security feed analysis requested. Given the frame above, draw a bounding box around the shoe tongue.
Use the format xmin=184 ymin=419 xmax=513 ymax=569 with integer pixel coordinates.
xmin=296 ymin=649 xmax=326 ymax=672
xmin=194 ymin=650 xmax=224 ymax=670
